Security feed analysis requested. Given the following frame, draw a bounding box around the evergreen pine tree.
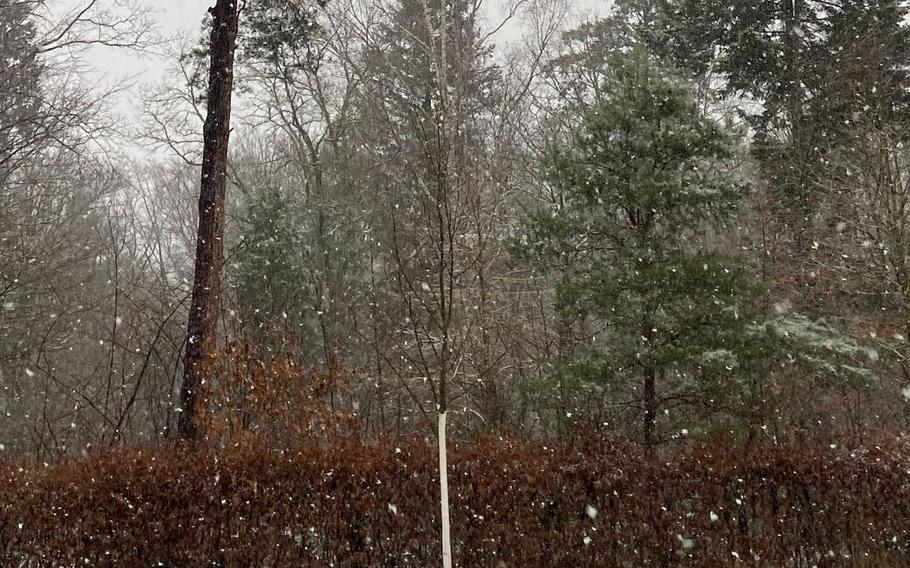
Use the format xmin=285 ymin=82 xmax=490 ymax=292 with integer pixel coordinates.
xmin=643 ymin=0 xmax=910 ymax=237
xmin=517 ymin=51 xmax=753 ymax=445
xmin=517 ymin=50 xmax=880 ymax=444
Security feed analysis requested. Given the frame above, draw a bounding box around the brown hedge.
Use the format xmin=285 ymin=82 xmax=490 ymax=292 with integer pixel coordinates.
xmin=1 ymin=437 xmax=909 ymax=567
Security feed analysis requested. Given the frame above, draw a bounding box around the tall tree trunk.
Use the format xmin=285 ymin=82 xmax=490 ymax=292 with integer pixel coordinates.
xmin=642 ymin=321 xmax=657 ymax=448
xmin=783 ymin=0 xmax=812 ymax=251
xmin=643 ymin=367 xmax=657 ymax=448
xmin=178 ymin=0 xmax=239 ymax=440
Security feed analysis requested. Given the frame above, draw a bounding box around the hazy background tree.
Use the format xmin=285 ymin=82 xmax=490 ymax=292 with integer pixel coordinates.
xmin=1 ymin=0 xmax=904 ymax=460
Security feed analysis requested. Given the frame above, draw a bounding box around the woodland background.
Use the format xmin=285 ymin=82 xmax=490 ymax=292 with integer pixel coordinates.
xmin=1 ymin=0 xmax=909 ymax=457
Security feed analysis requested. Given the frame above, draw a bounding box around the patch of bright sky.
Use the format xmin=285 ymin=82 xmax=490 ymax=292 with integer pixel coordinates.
xmin=46 ymin=0 xmax=610 ymax=155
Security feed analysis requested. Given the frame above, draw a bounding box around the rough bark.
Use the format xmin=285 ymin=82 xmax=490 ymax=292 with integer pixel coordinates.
xmin=642 ymin=321 xmax=657 ymax=448
xmin=178 ymin=0 xmax=239 ymax=440
xmin=643 ymin=367 xmax=657 ymax=448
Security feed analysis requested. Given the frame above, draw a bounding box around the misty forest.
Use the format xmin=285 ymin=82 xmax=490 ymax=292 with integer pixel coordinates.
xmin=4 ymin=0 xmax=910 ymax=565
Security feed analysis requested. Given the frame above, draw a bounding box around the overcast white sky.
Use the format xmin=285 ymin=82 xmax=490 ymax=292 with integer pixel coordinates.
xmin=47 ymin=0 xmax=610 ymax=150
xmin=76 ymin=0 xmax=609 ymax=79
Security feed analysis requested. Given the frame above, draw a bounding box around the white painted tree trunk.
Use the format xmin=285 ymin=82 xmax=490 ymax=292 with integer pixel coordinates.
xmin=438 ymin=411 xmax=452 ymax=568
